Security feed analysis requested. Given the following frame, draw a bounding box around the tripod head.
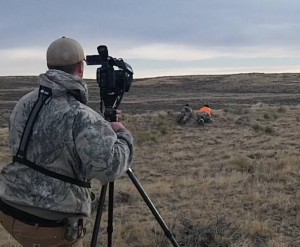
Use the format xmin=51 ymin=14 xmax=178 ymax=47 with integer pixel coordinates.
xmin=86 ymin=45 xmax=133 ymax=121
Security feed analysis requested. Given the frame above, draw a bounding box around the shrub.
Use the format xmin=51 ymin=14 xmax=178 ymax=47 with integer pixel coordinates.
xmin=137 ymin=131 xmax=158 ymax=143
xmin=158 ymin=119 xmax=173 ymax=135
xmin=263 ymin=113 xmax=270 ymax=119
xmin=252 ymin=124 xmax=277 ymax=135
xmin=263 ymin=111 xmax=278 ymax=121
xmin=252 ymin=123 xmax=264 ymax=132
xmin=264 ymin=126 xmax=276 ymax=135
xmin=230 ymin=157 xmax=255 ymax=173
xmin=277 ymin=106 xmax=286 ymax=113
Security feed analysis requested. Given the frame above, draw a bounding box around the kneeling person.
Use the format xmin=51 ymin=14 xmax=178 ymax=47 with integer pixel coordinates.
xmin=197 ymin=104 xmax=213 ymax=125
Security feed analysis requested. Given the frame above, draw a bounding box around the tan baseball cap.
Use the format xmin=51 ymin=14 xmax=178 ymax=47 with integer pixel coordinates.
xmin=46 ymin=37 xmax=85 ymax=66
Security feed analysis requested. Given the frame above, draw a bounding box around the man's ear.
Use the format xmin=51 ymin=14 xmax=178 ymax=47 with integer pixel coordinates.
xmin=76 ymin=61 xmax=84 ymax=78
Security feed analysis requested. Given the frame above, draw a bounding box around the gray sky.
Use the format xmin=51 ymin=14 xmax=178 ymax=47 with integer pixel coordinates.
xmin=1 ymin=0 xmax=300 ymax=78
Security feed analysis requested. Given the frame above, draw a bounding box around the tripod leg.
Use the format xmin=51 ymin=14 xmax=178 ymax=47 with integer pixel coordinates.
xmin=126 ymin=168 xmax=180 ymax=247
xmin=91 ymin=183 xmax=108 ymax=247
xmin=107 ymin=182 xmax=114 ymax=247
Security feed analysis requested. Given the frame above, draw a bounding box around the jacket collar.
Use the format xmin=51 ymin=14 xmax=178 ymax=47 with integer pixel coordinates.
xmin=37 ymin=69 xmax=89 ymax=104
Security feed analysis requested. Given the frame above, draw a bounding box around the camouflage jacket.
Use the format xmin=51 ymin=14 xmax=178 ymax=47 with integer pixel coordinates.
xmin=0 ymin=70 xmax=134 ymax=217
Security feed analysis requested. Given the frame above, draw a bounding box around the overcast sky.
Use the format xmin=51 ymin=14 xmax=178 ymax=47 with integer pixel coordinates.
xmin=1 ymin=0 xmax=300 ymax=79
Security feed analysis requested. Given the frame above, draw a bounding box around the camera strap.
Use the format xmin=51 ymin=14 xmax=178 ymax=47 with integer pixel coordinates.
xmin=13 ymin=86 xmax=91 ymax=188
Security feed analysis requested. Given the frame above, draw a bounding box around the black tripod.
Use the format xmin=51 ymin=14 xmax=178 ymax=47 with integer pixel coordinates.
xmin=91 ymin=168 xmax=180 ymax=247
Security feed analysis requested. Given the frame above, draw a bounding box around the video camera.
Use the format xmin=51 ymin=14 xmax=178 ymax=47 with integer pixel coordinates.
xmin=86 ymin=45 xmax=133 ymax=121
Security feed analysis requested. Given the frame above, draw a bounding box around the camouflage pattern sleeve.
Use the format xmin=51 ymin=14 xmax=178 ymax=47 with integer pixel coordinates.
xmin=74 ymin=114 xmax=134 ymax=184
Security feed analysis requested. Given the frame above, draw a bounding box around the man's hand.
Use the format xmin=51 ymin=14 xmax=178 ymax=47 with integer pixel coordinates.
xmin=111 ymin=122 xmax=126 ymax=133
xmin=114 ymin=109 xmax=122 ymax=122
xmin=110 ymin=110 xmax=127 ymax=132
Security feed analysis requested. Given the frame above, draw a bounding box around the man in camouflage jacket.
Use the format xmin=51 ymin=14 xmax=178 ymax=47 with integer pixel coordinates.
xmin=0 ymin=37 xmax=134 ymax=246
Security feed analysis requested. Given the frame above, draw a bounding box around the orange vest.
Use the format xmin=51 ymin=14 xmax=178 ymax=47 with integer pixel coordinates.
xmin=199 ymin=106 xmax=212 ymax=117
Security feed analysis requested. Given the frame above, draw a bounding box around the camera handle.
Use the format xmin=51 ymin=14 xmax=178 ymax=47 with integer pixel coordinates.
xmin=91 ymin=168 xmax=180 ymax=247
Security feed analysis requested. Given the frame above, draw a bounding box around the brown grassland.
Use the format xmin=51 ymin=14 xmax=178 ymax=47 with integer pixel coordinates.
xmin=0 ymin=73 xmax=299 ymax=246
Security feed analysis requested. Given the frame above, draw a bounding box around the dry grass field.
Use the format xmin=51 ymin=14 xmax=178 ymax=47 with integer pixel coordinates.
xmin=0 ymin=73 xmax=299 ymax=246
